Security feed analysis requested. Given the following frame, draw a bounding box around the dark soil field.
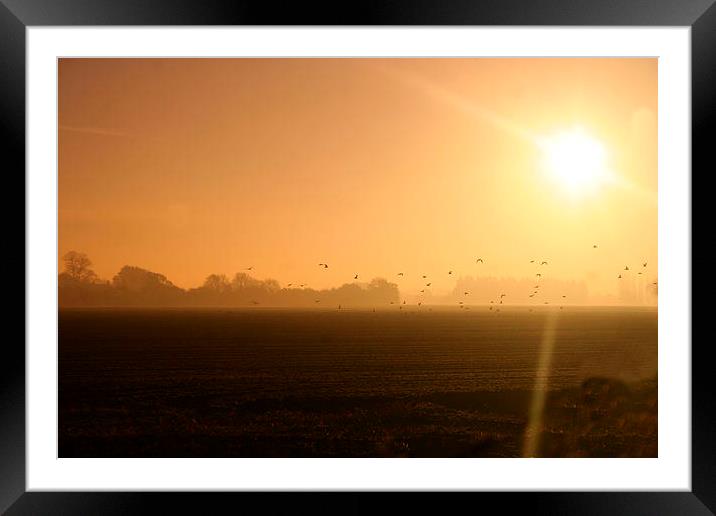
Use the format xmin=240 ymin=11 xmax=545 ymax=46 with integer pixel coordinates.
xmin=59 ymin=307 xmax=657 ymax=457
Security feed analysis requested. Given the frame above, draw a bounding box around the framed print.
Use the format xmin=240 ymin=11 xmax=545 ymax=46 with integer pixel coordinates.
xmin=2 ymin=0 xmax=710 ymax=514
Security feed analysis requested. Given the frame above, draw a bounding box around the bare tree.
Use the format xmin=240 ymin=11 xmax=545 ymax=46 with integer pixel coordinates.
xmin=203 ymin=274 xmax=231 ymax=293
xmin=62 ymin=251 xmax=97 ymax=282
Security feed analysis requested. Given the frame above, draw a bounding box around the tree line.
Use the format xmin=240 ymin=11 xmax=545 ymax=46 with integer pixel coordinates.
xmin=58 ymin=251 xmax=400 ymax=308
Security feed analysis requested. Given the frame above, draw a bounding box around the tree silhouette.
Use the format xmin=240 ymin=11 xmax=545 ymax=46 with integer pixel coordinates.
xmin=62 ymin=251 xmax=97 ymax=283
xmin=203 ymin=274 xmax=231 ymax=293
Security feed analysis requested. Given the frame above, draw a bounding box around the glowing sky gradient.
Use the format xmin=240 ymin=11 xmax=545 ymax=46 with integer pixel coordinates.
xmin=59 ymin=58 xmax=657 ymax=303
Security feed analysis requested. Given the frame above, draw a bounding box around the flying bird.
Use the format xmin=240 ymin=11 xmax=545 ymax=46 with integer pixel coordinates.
xmin=464 ymin=291 xmax=470 ymax=295
xmin=530 ymin=260 xmax=535 ymax=263
xmin=246 ymin=267 xmax=254 ymax=271
xmin=618 ymin=275 xmax=622 ymax=279
xmin=593 ymin=245 xmax=598 ymax=248
xmin=476 ymin=258 xmax=484 ymax=263
xmin=420 ymin=289 xmax=425 ymax=293
xmin=397 ymin=272 xmax=404 ymax=276
xmin=624 ymin=266 xmax=629 ymax=271
xmin=643 ymin=262 xmax=648 ymax=267
xmin=287 ymin=283 xmax=293 ymax=287
xmin=536 ymin=273 xmax=542 ymax=277
xmin=354 ymin=274 xmax=359 ymax=280
xmin=426 ymin=282 xmax=432 ymax=286
xmin=500 ymin=294 xmax=506 ymax=298
xmin=541 ymin=261 xmax=548 ymax=265
xmin=318 ymin=263 xmax=328 ymax=268
xmin=448 ymin=271 xmax=453 ymax=275
xmin=562 ymin=295 xmax=566 ymax=298
xmin=422 ymin=275 xmax=428 ymax=279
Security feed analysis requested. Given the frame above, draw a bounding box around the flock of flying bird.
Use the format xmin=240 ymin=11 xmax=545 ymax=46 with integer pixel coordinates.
xmin=242 ymin=244 xmax=655 ymax=310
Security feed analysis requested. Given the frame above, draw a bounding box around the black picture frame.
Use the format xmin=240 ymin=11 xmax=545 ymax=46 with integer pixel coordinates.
xmin=2 ymin=1 xmax=708 ymax=513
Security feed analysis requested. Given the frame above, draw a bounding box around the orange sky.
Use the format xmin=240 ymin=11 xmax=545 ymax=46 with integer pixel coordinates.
xmin=58 ymin=58 xmax=657 ymax=303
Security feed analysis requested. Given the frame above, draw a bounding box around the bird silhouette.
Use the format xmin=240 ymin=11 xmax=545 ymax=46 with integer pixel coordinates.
xmin=397 ymin=272 xmax=404 ymax=276
xmin=448 ymin=271 xmax=453 ymax=275
xmin=287 ymin=283 xmax=292 ymax=287
xmin=354 ymin=274 xmax=359 ymax=280
xmin=476 ymin=258 xmax=484 ymax=263
xmin=420 ymin=289 xmax=425 ymax=293
xmin=422 ymin=275 xmax=428 ymax=279
xmin=643 ymin=262 xmax=647 ymax=267
xmin=536 ymin=273 xmax=542 ymax=277
xmin=618 ymin=275 xmax=622 ymax=279
xmin=562 ymin=295 xmax=566 ymax=298
xmin=500 ymin=294 xmax=506 ymax=298
xmin=464 ymin=291 xmax=470 ymax=295
xmin=426 ymin=282 xmax=432 ymax=286
xmin=593 ymin=245 xmax=598 ymax=248
xmin=530 ymin=260 xmax=535 ymax=263
xmin=318 ymin=263 xmax=328 ymax=268
xmin=246 ymin=267 xmax=254 ymax=271
xmin=541 ymin=261 xmax=548 ymax=265
xmin=624 ymin=266 xmax=629 ymax=271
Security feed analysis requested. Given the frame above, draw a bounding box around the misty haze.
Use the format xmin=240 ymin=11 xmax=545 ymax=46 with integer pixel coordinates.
xmin=59 ymin=58 xmax=657 ymax=458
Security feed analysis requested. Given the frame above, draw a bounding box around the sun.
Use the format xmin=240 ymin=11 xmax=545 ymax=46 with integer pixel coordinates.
xmin=538 ymin=127 xmax=612 ymax=197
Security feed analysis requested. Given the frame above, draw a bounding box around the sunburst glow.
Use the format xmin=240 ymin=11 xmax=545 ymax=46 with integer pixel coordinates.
xmin=538 ymin=127 xmax=611 ymax=197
